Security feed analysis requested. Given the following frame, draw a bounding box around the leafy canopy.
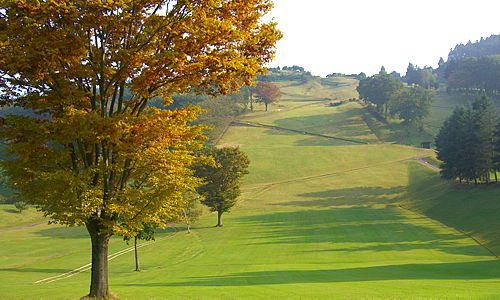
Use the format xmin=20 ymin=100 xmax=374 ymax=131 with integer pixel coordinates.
xmin=0 ymin=0 xmax=281 ymax=237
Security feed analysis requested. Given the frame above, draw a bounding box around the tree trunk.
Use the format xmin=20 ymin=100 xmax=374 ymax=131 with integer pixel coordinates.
xmin=265 ymin=102 xmax=268 ymax=112
xmin=187 ymin=223 xmax=191 ymax=234
xmin=495 ymin=171 xmax=498 ymax=183
xmin=134 ymin=236 xmax=140 ymax=272
xmin=86 ymin=220 xmax=111 ymax=298
xmin=250 ymin=90 xmax=253 ymax=111
xmin=216 ymin=210 xmax=223 ymax=227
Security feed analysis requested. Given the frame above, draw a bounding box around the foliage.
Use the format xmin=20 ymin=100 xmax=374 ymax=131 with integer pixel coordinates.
xmin=183 ymin=199 xmax=203 ymax=233
xmin=389 ymin=86 xmax=434 ymax=129
xmin=357 ymin=73 xmax=404 ymax=118
xmin=435 ymin=93 xmax=498 ymax=183
xmin=444 ymin=55 xmax=500 ymax=96
xmin=14 ymin=201 xmax=28 ymax=213
xmin=404 ymin=63 xmax=439 ymax=89
xmin=448 ymin=34 xmax=500 ymax=60
xmin=195 ymin=147 xmax=250 ymax=227
xmin=0 ymin=0 xmax=280 ymax=297
xmin=254 ymin=81 xmax=281 ymax=111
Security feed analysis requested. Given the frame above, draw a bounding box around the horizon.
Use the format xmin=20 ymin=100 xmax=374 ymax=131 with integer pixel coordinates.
xmin=266 ymin=0 xmax=500 ymax=77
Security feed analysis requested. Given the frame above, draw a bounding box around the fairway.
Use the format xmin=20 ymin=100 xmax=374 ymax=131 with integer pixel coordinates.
xmin=1 ymin=79 xmax=499 ymax=299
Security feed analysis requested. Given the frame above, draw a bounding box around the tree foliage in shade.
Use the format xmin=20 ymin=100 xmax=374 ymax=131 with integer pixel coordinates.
xmin=493 ymin=122 xmax=500 ymax=181
xmin=389 ymin=86 xmax=434 ymax=129
xmin=357 ymin=73 xmax=403 ymax=118
xmin=195 ymin=147 xmax=250 ymax=227
xmin=254 ymin=81 xmax=281 ymax=111
xmin=435 ymin=93 xmax=498 ymax=183
xmin=405 ymin=63 xmax=439 ymax=89
xmin=0 ymin=0 xmax=281 ymax=298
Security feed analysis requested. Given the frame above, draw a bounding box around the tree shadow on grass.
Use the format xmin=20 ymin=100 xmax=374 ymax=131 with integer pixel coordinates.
xmin=272 ymin=186 xmax=406 ymax=208
xmin=230 ymin=207 xmax=490 ymax=257
xmin=118 ymin=260 xmax=500 ymax=287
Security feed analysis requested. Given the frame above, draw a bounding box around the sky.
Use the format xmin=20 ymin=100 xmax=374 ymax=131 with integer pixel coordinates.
xmin=265 ymin=0 xmax=500 ymax=77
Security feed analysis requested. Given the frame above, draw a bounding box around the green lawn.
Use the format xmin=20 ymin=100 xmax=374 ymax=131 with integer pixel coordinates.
xmin=1 ymin=78 xmax=499 ymax=299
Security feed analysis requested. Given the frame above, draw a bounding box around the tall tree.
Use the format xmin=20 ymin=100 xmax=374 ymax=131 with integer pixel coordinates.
xmin=493 ymin=121 xmax=500 ymax=182
xmin=255 ymin=81 xmax=281 ymax=111
xmin=195 ymin=147 xmax=250 ymax=227
xmin=0 ymin=0 xmax=281 ymax=298
xmin=470 ymin=93 xmax=497 ymax=183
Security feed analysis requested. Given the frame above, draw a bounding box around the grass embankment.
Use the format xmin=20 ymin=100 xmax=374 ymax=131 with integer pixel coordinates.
xmin=402 ymin=162 xmax=500 ymax=255
xmin=1 ymin=77 xmax=499 ymax=299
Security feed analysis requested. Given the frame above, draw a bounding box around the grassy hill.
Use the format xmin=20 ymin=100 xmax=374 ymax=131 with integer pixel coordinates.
xmin=1 ymin=77 xmax=499 ymax=299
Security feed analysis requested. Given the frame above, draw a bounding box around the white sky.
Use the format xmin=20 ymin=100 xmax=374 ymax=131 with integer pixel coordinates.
xmin=266 ymin=0 xmax=500 ymax=77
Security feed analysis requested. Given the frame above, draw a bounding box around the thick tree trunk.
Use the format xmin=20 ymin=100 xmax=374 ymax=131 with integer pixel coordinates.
xmin=86 ymin=220 xmax=111 ymax=298
xmin=216 ymin=210 xmax=223 ymax=227
xmin=495 ymin=172 xmax=498 ymax=183
xmin=134 ymin=236 xmax=140 ymax=272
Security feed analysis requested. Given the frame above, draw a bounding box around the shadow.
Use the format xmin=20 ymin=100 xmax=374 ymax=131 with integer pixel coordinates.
xmin=274 ymin=186 xmax=406 ymax=208
xmin=35 ymin=226 xmax=88 ymax=239
xmin=403 ymin=162 xmax=500 ymax=255
xmin=270 ymin=105 xmax=377 ymax=146
xmin=118 ymin=260 xmax=500 ymax=287
xmin=221 ymin=206 xmax=491 ymax=258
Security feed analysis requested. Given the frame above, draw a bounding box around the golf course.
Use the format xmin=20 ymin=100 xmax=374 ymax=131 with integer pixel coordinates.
xmin=1 ymin=77 xmax=499 ymax=299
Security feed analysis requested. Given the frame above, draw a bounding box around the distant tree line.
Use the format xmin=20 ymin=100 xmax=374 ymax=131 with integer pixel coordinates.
xmin=448 ymin=34 xmax=500 ymax=60
xmin=259 ymin=66 xmax=314 ymax=82
xmin=443 ymin=55 xmax=500 ymax=96
xmin=435 ymin=93 xmax=500 ymax=184
xmin=437 ymin=34 xmax=500 ymax=98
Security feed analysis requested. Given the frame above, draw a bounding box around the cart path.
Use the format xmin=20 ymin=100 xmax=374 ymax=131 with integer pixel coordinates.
xmin=408 ymin=155 xmax=442 ymax=172
xmin=0 ymin=221 xmax=49 ymax=232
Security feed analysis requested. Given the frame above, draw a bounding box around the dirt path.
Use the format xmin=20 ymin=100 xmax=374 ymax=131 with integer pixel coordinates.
xmin=408 ymin=155 xmax=442 ymax=172
xmin=0 ymin=221 xmax=48 ymax=232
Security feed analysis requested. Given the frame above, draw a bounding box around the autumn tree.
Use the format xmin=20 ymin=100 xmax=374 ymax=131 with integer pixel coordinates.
xmin=254 ymin=81 xmax=281 ymax=111
xmin=0 ymin=0 xmax=281 ymax=298
xmin=195 ymin=147 xmax=250 ymax=227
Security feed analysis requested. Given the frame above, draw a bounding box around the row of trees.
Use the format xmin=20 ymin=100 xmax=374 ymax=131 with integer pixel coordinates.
xmin=357 ymin=72 xmax=434 ymax=130
xmin=405 ymin=64 xmax=439 ymax=90
xmin=435 ymin=94 xmax=500 ymax=183
xmin=448 ymin=34 xmax=500 ymax=60
xmin=0 ymin=0 xmax=281 ymax=298
xmin=443 ymin=55 xmax=500 ymax=96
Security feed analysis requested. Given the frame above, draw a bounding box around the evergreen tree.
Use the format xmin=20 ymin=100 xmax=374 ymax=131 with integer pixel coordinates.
xmin=470 ymin=93 xmax=497 ymax=183
xmin=493 ymin=122 xmax=500 ymax=182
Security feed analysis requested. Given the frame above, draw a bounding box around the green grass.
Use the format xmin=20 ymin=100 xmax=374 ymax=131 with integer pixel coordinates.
xmin=0 ymin=204 xmax=47 ymax=230
xmin=1 ymin=78 xmax=500 ymax=299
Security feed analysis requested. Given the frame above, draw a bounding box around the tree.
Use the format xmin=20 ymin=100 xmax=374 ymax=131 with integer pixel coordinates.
xmin=195 ymin=147 xmax=250 ymax=227
xmin=357 ymin=74 xmax=403 ymax=119
xmin=0 ymin=1 xmax=281 ymax=298
xmin=183 ymin=199 xmax=203 ymax=233
xmin=124 ymin=223 xmax=157 ymax=272
xmin=254 ymin=81 xmax=281 ymax=111
xmin=435 ymin=94 xmax=497 ymax=184
xmin=389 ymin=86 xmax=434 ymax=131
xmin=14 ymin=200 xmax=28 ymax=213
xmin=493 ymin=121 xmax=500 ymax=182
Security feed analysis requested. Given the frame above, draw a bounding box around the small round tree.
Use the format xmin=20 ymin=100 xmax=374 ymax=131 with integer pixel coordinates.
xmin=195 ymin=147 xmax=250 ymax=227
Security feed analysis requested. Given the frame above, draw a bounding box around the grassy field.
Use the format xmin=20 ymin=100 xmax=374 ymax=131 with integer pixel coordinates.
xmin=1 ymin=77 xmax=499 ymax=299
